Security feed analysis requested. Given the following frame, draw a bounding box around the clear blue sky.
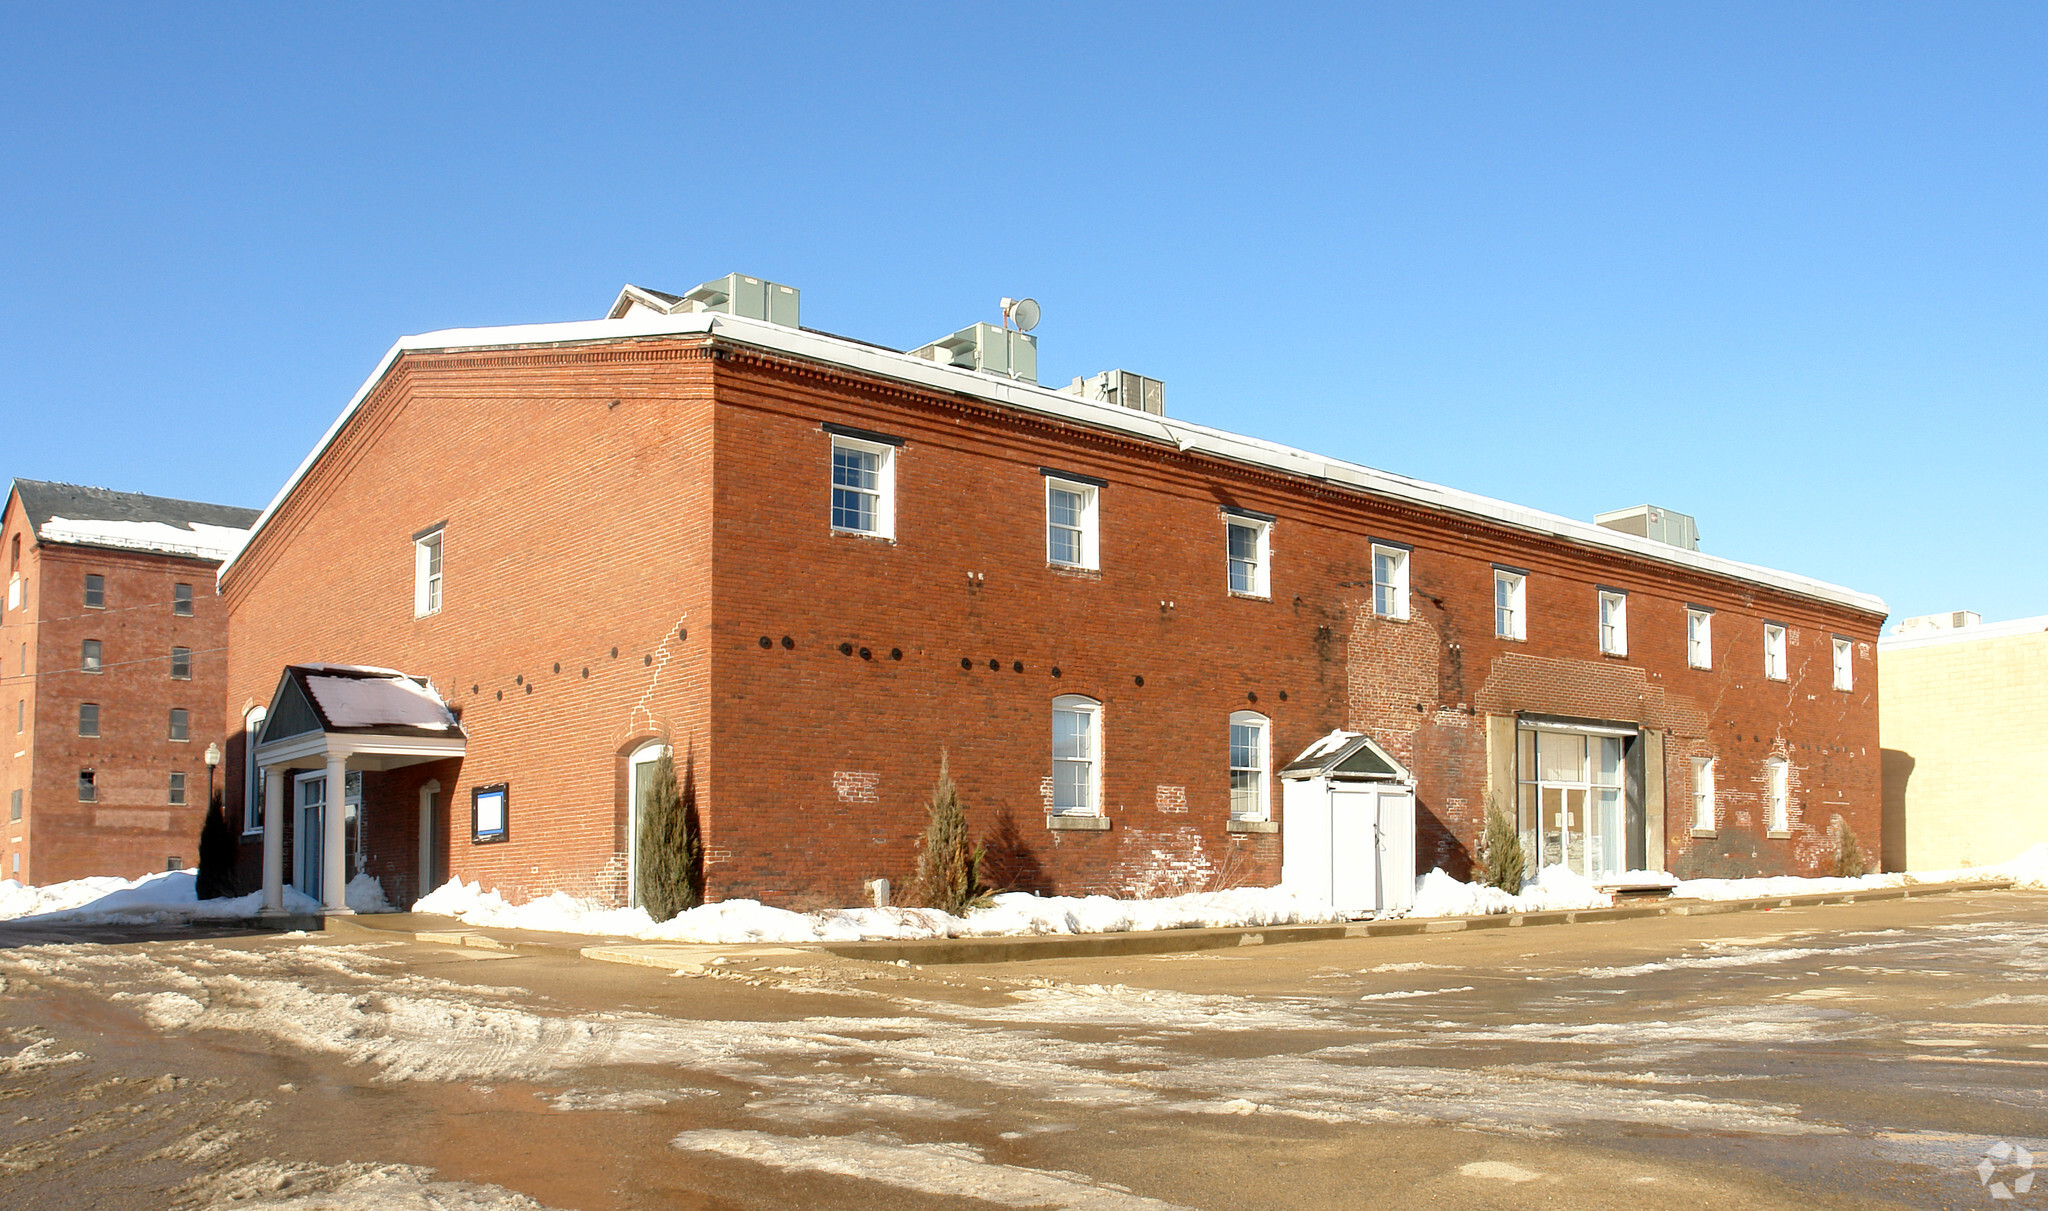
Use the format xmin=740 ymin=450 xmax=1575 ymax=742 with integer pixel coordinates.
xmin=3 ymin=4 xmax=2042 ymax=624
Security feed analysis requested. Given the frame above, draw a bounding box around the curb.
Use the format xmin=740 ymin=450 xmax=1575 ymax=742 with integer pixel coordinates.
xmin=307 ymin=878 xmax=2019 ymax=968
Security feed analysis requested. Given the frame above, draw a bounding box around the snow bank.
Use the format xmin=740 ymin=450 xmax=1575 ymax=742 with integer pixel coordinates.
xmin=412 ymin=880 xmax=1345 ymax=944
xmin=1409 ymin=863 xmax=1614 ymax=917
xmin=0 ymin=870 xmax=322 ymax=924
xmin=1676 ymin=841 xmax=2048 ymax=900
xmin=347 ymin=874 xmax=394 ymax=914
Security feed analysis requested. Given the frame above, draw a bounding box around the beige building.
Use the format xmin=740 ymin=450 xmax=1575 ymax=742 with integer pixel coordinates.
xmin=1879 ymin=612 xmax=2048 ymax=871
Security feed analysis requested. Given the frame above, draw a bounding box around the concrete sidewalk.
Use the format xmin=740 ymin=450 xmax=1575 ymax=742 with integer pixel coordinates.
xmin=320 ymin=876 xmax=2021 ymax=969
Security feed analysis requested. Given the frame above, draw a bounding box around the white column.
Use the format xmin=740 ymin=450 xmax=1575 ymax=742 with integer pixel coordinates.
xmin=322 ymin=750 xmax=351 ymax=914
xmin=260 ymin=765 xmax=287 ymax=915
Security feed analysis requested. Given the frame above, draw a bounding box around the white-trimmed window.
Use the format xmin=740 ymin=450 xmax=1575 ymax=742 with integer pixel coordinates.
xmin=172 ymin=583 xmax=194 ymax=616
xmin=1494 ymin=568 xmax=1526 ymax=641
xmin=1765 ymin=757 xmax=1790 ymax=833
xmin=243 ymin=706 xmax=267 ymax=833
xmin=1598 ymin=589 xmax=1628 ymax=656
xmin=171 ymin=646 xmax=191 ymax=680
xmin=82 ymin=639 xmax=102 ymax=672
xmin=1687 ymin=607 xmax=1712 ymax=669
xmin=168 ymin=708 xmax=189 ymax=742
xmin=1831 ymin=636 xmax=1853 ymax=691
xmin=1051 ymin=695 xmax=1102 ymax=815
xmin=1228 ymin=710 xmax=1270 ymax=820
xmin=1691 ymin=756 xmax=1715 ymax=832
xmin=1372 ymin=543 xmax=1409 ymax=619
xmin=1764 ymin=623 xmax=1787 ymax=681
xmin=414 ymin=530 xmax=444 ymax=616
xmin=84 ymin=574 xmax=104 ymax=609
xmin=169 ymin=772 xmax=187 ymax=806
xmin=79 ymin=703 xmax=99 ymax=738
xmin=1225 ymin=514 xmax=1270 ymax=597
xmin=829 ymin=433 xmax=896 ymax=538
xmin=1044 ymin=475 xmax=1100 ymax=569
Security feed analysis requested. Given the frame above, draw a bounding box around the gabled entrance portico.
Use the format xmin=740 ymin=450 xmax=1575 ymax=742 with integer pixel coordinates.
xmin=253 ymin=664 xmax=465 ymax=915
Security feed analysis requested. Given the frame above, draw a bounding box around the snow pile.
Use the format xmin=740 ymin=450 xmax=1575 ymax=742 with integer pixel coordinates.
xmin=412 ymin=880 xmax=1344 ymax=944
xmin=1409 ymin=863 xmax=1614 ymax=918
xmin=0 ymin=870 xmax=322 ymax=924
xmin=347 ymin=873 xmax=395 ymax=914
xmin=39 ymin=516 xmax=250 ymax=561
xmin=1676 ymin=841 xmax=2048 ymax=900
xmin=1594 ymin=869 xmax=1680 ymax=890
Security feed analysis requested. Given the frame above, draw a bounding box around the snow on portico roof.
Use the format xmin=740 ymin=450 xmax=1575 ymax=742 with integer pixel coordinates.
xmin=283 ymin=664 xmax=462 ymax=736
xmin=12 ymin=479 xmax=258 ymax=562
xmin=222 ymin=296 xmax=1886 ymax=616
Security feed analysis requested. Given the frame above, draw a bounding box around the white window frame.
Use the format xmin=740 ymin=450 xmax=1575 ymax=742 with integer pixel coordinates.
xmin=1372 ymin=543 xmax=1410 ymax=620
xmin=414 ymin=530 xmax=444 ymax=617
xmin=829 ymin=435 xmax=895 ymax=539
xmin=1225 ymin=515 xmax=1270 ymax=597
xmin=1045 ymin=477 xmax=1100 ymax=570
xmin=1687 ymin=608 xmax=1713 ymax=670
xmin=1228 ymin=710 xmax=1271 ymax=821
xmin=1831 ymin=636 xmax=1853 ymax=691
xmin=1051 ymin=694 xmax=1102 ymax=816
xmin=171 ymin=646 xmax=192 ymax=680
xmin=1494 ymin=568 xmax=1526 ymax=641
xmin=1598 ymin=589 xmax=1628 ymax=657
xmin=1691 ymin=756 xmax=1715 ymax=832
xmin=82 ymin=638 xmax=102 ymax=673
xmin=1765 ymin=757 xmax=1790 ymax=833
xmin=243 ymin=707 xmax=266 ymax=834
xmin=1763 ymin=623 xmax=1787 ymax=681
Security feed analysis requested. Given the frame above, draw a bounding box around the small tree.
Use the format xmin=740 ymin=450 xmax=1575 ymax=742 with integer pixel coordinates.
xmin=1478 ymin=794 xmax=1526 ymax=896
xmin=1834 ymin=821 xmax=1868 ymax=879
xmin=637 ymin=745 xmax=702 ymax=922
xmin=911 ymin=753 xmax=989 ymax=915
xmin=196 ymin=788 xmax=237 ymax=899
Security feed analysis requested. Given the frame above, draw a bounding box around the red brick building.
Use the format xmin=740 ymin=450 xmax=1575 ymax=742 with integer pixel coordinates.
xmin=220 ymin=277 xmax=1887 ymax=913
xmin=2 ymin=480 xmax=258 ymax=884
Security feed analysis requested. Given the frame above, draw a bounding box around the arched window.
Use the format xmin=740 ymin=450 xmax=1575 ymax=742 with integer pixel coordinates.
xmin=1228 ymin=710 xmax=1270 ymax=820
xmin=1051 ymin=696 xmax=1102 ymax=816
xmin=243 ymin=707 xmax=266 ymax=832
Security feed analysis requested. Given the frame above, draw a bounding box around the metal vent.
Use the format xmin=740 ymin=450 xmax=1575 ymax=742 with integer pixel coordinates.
xmin=909 ymin=322 xmax=1038 ymax=383
xmin=1060 ymin=370 xmax=1164 ymax=416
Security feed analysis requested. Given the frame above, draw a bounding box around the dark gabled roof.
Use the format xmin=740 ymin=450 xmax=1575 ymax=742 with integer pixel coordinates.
xmin=260 ymin=663 xmax=464 ymax=745
xmin=10 ymin=479 xmax=260 ymax=533
xmin=1279 ymin=731 xmax=1412 ymax=782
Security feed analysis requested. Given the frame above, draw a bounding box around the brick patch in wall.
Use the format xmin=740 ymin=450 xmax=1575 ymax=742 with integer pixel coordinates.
xmin=832 ymin=771 xmax=880 ymax=804
xmin=1155 ymin=785 xmax=1187 ymax=813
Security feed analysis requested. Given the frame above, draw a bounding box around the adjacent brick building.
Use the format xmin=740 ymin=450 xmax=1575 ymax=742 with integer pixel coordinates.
xmin=2 ymin=480 xmax=258 ymax=884
xmin=220 ymin=277 xmax=1887 ymax=913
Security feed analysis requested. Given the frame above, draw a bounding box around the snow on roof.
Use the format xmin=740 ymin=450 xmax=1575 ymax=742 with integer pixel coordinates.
xmin=301 ymin=668 xmax=459 ymax=731
xmin=1877 ymin=614 xmax=2048 ymax=653
xmin=39 ymin=516 xmax=251 ymax=562
xmin=222 ymin=306 xmax=1887 ymax=616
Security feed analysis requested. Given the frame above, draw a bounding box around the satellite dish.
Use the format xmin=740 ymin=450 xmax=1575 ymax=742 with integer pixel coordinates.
xmin=1008 ymin=297 xmax=1041 ymax=332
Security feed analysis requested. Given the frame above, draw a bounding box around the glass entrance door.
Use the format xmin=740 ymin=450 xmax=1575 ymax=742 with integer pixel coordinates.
xmin=295 ymin=775 xmax=325 ymax=900
xmin=1518 ymin=729 xmax=1629 ymax=881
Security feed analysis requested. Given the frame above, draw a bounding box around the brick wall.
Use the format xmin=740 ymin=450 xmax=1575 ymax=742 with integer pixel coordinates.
xmin=223 ymin=334 xmax=1884 ymax=911
xmin=223 ymin=342 xmax=718 ymax=906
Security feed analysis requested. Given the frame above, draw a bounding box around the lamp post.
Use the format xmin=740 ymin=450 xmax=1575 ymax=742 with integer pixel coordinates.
xmin=204 ymin=742 xmax=222 ymax=801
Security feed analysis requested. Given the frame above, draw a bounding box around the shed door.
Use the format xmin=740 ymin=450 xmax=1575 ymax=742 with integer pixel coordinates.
xmin=1328 ymin=788 xmax=1382 ymax=915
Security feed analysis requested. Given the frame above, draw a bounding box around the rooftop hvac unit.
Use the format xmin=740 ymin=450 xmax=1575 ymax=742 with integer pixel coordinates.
xmin=1061 ymin=370 xmax=1164 ymax=416
xmin=679 ymin=274 xmax=801 ymax=327
xmin=909 ymin=322 xmax=1038 ymax=383
xmin=1594 ymin=504 xmax=1700 ymax=552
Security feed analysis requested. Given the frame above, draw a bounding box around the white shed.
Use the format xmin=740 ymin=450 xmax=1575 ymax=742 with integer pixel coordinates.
xmin=1280 ymin=731 xmax=1417 ymax=917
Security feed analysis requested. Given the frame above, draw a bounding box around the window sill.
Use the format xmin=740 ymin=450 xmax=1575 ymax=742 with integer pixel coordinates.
xmin=1601 ymin=650 xmax=1629 ymax=660
xmin=1497 ymin=633 xmax=1525 ymax=643
xmin=1689 ymin=663 xmax=1711 ymax=672
xmin=1045 ymin=813 xmax=1109 ymax=831
xmin=1767 ymin=830 xmax=1792 ymax=840
xmin=1047 ymin=562 xmax=1101 ymax=578
xmin=1372 ymin=612 xmax=1411 ymax=623
xmin=830 ymin=527 xmax=896 ymax=544
xmin=1227 ymin=818 xmax=1278 ymax=834
xmin=241 ymin=829 xmax=263 ymax=839
xmin=1690 ymin=828 xmax=1717 ymax=839
xmin=1227 ymin=590 xmax=1270 ymax=602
